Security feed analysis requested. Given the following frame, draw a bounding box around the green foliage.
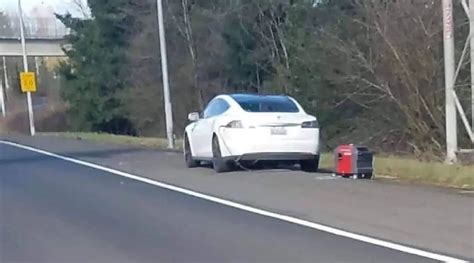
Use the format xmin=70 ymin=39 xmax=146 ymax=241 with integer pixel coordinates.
xmin=56 ymin=0 xmax=133 ymax=133
xmin=56 ymin=0 xmax=471 ymax=157
xmin=222 ymin=14 xmax=266 ymax=92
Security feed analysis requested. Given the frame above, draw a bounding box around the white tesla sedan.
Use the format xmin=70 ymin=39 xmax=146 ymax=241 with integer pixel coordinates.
xmin=183 ymin=94 xmax=320 ymax=173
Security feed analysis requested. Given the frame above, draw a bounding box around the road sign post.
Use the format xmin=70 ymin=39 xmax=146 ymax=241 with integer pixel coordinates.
xmin=18 ymin=0 xmax=35 ymax=136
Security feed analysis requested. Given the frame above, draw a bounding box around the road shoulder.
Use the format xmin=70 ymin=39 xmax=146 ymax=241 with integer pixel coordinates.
xmin=1 ymin=134 xmax=473 ymax=260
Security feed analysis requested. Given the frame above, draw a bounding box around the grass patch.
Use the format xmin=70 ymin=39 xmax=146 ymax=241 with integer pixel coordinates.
xmin=41 ymin=132 xmax=183 ymax=150
xmin=41 ymin=132 xmax=473 ymax=190
xmin=320 ymin=153 xmax=473 ymax=189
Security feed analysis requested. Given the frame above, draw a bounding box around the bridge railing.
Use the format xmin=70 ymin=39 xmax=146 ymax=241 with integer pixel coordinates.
xmin=0 ymin=17 xmax=69 ymax=39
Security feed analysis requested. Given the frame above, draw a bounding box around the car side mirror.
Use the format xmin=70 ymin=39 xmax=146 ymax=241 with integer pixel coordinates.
xmin=188 ymin=112 xmax=200 ymax=122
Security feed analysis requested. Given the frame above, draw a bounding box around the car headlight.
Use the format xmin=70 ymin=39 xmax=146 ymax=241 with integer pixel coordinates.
xmin=226 ymin=120 xmax=244 ymax=128
xmin=301 ymin=120 xmax=319 ymax=128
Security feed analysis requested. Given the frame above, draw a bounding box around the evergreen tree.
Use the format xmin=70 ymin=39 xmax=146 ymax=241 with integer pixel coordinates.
xmin=56 ymin=0 xmax=134 ymax=134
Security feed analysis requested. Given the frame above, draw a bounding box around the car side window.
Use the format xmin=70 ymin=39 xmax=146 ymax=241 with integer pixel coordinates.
xmin=203 ymin=101 xmax=217 ymax=119
xmin=214 ymin=99 xmax=230 ymax=116
xmin=203 ymin=99 xmax=229 ymax=118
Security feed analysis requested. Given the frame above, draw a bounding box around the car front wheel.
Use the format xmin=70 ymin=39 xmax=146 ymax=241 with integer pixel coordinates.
xmin=184 ymin=135 xmax=199 ymax=168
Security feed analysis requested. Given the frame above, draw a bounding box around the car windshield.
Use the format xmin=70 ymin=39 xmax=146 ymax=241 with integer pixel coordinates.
xmin=231 ymin=95 xmax=299 ymax=113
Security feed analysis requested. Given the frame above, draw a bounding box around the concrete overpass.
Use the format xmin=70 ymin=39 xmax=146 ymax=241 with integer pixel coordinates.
xmin=0 ymin=17 xmax=68 ymax=57
xmin=0 ymin=36 xmax=66 ymax=57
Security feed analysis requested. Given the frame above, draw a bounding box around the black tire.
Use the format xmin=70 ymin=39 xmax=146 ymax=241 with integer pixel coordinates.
xmin=300 ymin=155 xmax=320 ymax=173
xmin=184 ymin=135 xmax=199 ymax=168
xmin=212 ymin=136 xmax=232 ymax=173
xmin=362 ymin=173 xmax=373 ymax=180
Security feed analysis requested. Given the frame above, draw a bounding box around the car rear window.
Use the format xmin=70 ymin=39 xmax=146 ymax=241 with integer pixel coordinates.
xmin=231 ymin=95 xmax=299 ymax=113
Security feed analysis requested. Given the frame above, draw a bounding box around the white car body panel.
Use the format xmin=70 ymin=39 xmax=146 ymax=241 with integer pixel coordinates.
xmin=184 ymin=94 xmax=320 ymax=160
xmin=188 ymin=116 xmax=215 ymax=157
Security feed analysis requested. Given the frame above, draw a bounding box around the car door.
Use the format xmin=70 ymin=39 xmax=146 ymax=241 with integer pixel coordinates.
xmin=192 ymin=99 xmax=229 ymax=158
xmin=191 ymin=100 xmax=218 ymax=158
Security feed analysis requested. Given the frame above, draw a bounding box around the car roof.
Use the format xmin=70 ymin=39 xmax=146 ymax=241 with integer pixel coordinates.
xmin=229 ymin=93 xmax=287 ymax=98
xmin=228 ymin=93 xmax=290 ymax=100
xmin=213 ymin=93 xmax=293 ymax=104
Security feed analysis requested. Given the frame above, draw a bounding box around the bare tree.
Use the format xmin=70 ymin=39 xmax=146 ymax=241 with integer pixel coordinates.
xmin=167 ymin=0 xmax=204 ymax=110
xmin=315 ymin=0 xmax=448 ymax=155
xmin=71 ymin=0 xmax=91 ymax=18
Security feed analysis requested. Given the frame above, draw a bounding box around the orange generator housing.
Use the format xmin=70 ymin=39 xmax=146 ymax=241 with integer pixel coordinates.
xmin=334 ymin=145 xmax=373 ymax=179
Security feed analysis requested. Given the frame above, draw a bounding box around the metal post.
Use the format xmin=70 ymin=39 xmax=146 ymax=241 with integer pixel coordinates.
xmin=34 ymin=57 xmax=40 ymax=80
xmin=453 ymin=90 xmax=474 ymax=142
xmin=443 ymin=0 xmax=458 ymax=163
xmin=2 ymin=56 xmax=9 ymax=91
xmin=471 ymin=0 xmax=474 ymax=132
xmin=0 ymin=79 xmax=5 ymax=117
xmin=156 ymin=0 xmax=175 ymax=149
xmin=18 ymin=0 xmax=35 ymax=136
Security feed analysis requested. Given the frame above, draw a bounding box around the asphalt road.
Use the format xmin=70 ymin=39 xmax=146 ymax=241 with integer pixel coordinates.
xmin=0 ymin=142 xmax=445 ymax=262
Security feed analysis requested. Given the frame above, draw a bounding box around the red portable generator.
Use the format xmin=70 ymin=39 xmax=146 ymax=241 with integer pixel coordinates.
xmin=334 ymin=145 xmax=373 ymax=179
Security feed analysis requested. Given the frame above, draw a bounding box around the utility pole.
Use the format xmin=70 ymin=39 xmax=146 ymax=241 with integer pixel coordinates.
xmin=443 ymin=0 xmax=458 ymax=163
xmin=156 ymin=0 xmax=175 ymax=149
xmin=471 ymin=0 xmax=474 ymax=133
xmin=18 ymin=0 xmax=35 ymax=136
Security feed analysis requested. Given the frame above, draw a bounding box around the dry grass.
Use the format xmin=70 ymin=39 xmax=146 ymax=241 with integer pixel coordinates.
xmin=320 ymin=154 xmax=473 ymax=189
xmin=0 ymin=106 xmax=67 ymax=134
xmin=42 ymin=132 xmax=183 ymax=150
xmin=0 ymin=119 xmax=8 ymax=133
xmin=40 ymin=132 xmax=474 ymax=190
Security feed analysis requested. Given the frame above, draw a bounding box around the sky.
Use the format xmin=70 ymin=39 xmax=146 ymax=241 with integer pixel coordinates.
xmin=0 ymin=0 xmax=87 ymax=17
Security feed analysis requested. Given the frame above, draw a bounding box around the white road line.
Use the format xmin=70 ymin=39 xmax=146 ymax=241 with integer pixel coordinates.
xmin=0 ymin=140 xmax=467 ymax=263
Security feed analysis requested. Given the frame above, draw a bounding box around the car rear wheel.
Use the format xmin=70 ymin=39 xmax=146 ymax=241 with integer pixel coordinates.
xmin=184 ymin=135 xmax=199 ymax=168
xmin=212 ymin=136 xmax=232 ymax=173
xmin=300 ymin=155 xmax=320 ymax=173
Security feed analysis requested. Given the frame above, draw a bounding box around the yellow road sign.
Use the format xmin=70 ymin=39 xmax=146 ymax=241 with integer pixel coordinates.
xmin=20 ymin=72 xmax=37 ymax=93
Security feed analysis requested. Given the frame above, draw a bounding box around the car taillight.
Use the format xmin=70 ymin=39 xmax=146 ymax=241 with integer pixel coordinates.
xmin=301 ymin=120 xmax=319 ymax=128
xmin=226 ymin=120 xmax=244 ymax=128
